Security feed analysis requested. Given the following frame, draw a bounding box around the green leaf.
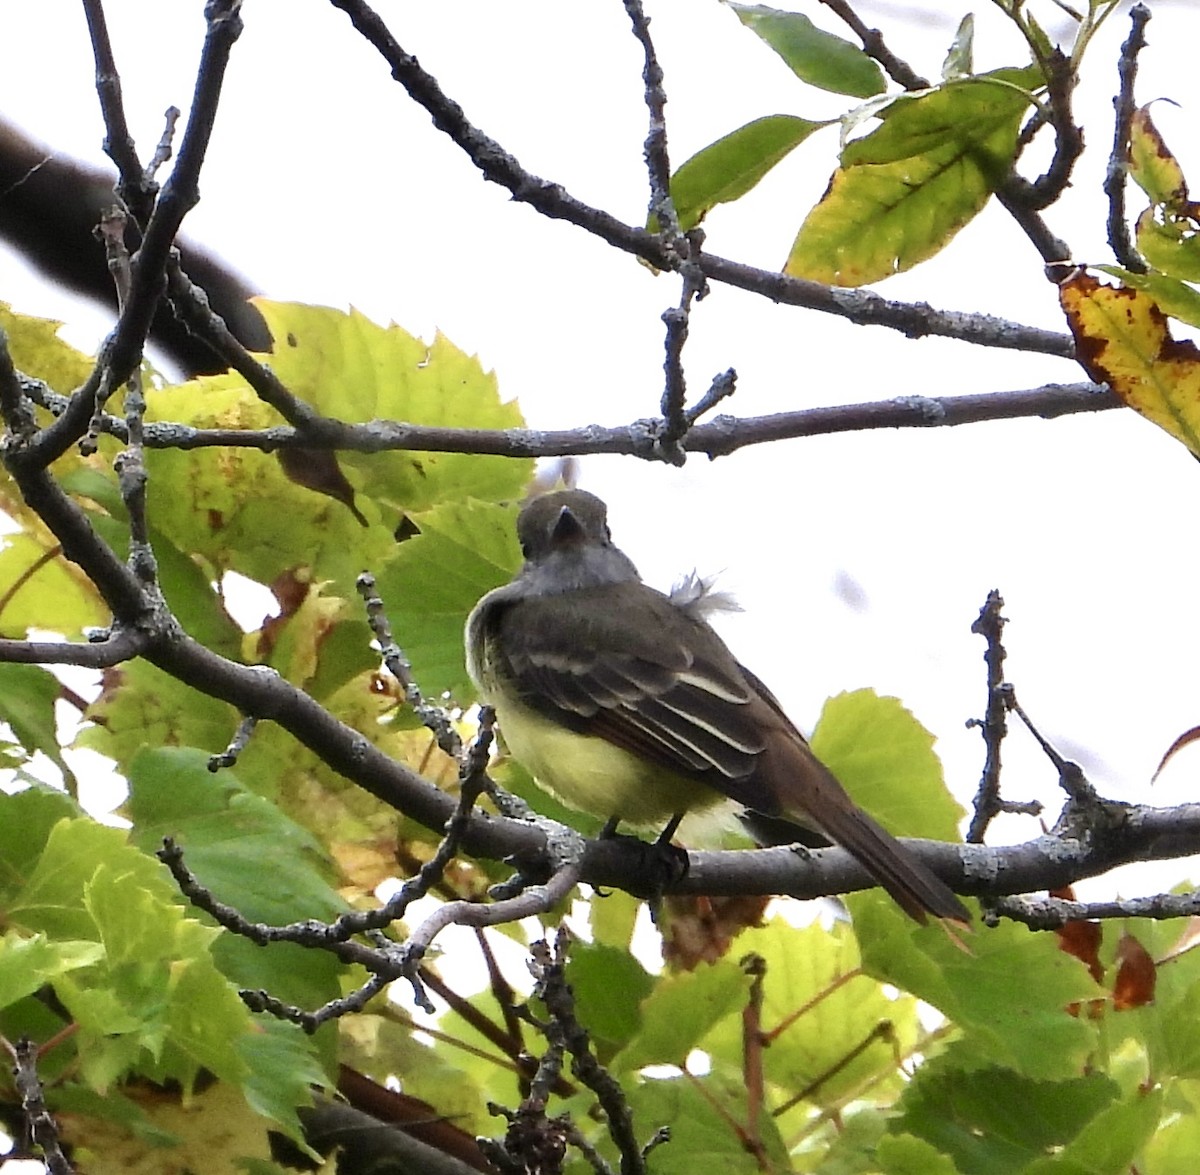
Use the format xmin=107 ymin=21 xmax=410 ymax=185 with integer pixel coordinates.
xmin=1135 ymin=210 xmax=1200 ymax=283
xmin=626 ymin=1073 xmax=780 ymax=1174
xmin=9 ymin=817 xmax=178 ymax=942
xmin=0 ymin=933 xmax=105 ymax=1011
xmin=668 ymin=115 xmax=829 ymax=232
xmin=0 ymin=786 xmax=80 ymax=905
xmin=565 ymin=941 xmax=654 ymax=1052
xmin=896 ymin=1064 xmax=1119 ymax=1175
xmin=1024 ymin=1085 xmax=1163 ymax=1175
xmin=0 ymin=663 xmax=76 ymax=788
xmin=253 ymin=301 xmax=532 ymax=514
xmin=125 ymin=747 xmax=345 ymax=926
xmin=124 ymin=746 xmax=356 ymax=1026
xmin=877 ymin=1132 xmax=962 ymax=1175
xmin=6 ymin=817 xmax=260 ymax=1094
xmin=612 ymin=959 xmax=748 ymax=1072
xmin=810 ymin=689 xmax=964 ymax=842
xmin=237 ymin=1019 xmax=329 ymax=1146
xmin=942 ymin=14 xmax=974 ymax=81
xmin=0 ymin=302 xmax=95 ymax=396
xmin=703 ymin=919 xmax=919 ymax=1108
xmin=588 ymin=887 xmax=642 ymax=952
xmin=376 ymin=498 xmax=522 ymax=700
xmin=728 ymin=3 xmax=886 ymax=98
xmin=786 ymin=72 xmax=1036 ymax=285
xmin=852 ymin=904 xmax=1103 ymax=1080
xmin=1128 ymin=965 xmax=1200 ymax=1080
xmin=628 ymin=1075 xmax=768 ymax=1175
xmin=1145 ymin=1098 xmax=1200 ymax=1174
xmin=80 ymin=659 xmax=235 ymax=774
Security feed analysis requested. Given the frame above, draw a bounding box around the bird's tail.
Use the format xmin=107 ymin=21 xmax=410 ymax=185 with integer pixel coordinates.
xmin=801 ymin=794 xmax=971 ymax=924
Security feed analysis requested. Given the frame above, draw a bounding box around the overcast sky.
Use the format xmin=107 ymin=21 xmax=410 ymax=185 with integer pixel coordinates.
xmin=3 ymin=1 xmax=1199 ymax=902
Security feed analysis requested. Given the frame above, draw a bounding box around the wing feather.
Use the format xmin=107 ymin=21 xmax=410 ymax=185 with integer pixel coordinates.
xmin=494 ymin=583 xmax=762 ymax=782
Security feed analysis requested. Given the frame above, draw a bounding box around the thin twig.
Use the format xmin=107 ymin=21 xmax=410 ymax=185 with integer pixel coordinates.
xmin=1104 ymin=5 xmax=1151 ymax=272
xmin=967 ymin=591 xmax=1009 ymax=843
xmin=1006 ymin=689 xmax=1098 ymax=806
xmin=145 ymin=106 xmax=181 ymax=185
xmin=656 ymin=255 xmax=707 ymax=462
xmin=326 ymin=0 xmax=1078 ymax=357
xmin=357 ymin=571 xmax=462 ymax=757
xmin=684 ymin=368 xmax=737 ymax=425
xmin=0 ymin=326 xmax=37 ymax=437
xmin=529 ymin=930 xmax=654 ymax=1175
xmin=994 ymin=888 xmax=1200 ymax=930
xmin=28 ymin=0 xmax=246 ymax=468
xmin=19 ymin=371 xmax=1113 ymax=460
xmin=1004 ymin=49 xmax=1084 ymax=213
xmin=622 ymin=0 xmax=709 ymax=462
xmin=817 ymin=0 xmax=929 ymax=91
xmin=0 ymin=631 xmax=148 ymax=667
xmin=81 ymin=0 xmax=151 ymax=219
xmin=740 ymin=954 xmax=767 ymax=1166
xmin=623 ymin=0 xmax=677 ymax=239
xmin=208 ymin=714 xmax=259 ymax=769
xmin=5 ymin=1037 xmax=74 ymax=1175
xmin=97 ymin=205 xmax=161 ymax=593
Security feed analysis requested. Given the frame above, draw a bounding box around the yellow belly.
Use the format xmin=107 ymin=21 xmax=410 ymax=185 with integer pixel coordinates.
xmin=496 ymin=696 xmax=727 ymax=829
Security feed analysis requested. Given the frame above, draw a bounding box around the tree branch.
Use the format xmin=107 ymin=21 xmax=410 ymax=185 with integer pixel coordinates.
xmin=18 ymin=368 xmax=1114 ymax=459
xmin=326 ymin=0 xmax=1075 ymax=360
xmin=1104 ymin=4 xmax=1151 ymax=273
xmin=29 ymin=0 xmax=245 ymax=466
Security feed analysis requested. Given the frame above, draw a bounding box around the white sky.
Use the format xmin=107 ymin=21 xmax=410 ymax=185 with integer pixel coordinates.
xmin=3 ymin=0 xmax=1200 ymax=905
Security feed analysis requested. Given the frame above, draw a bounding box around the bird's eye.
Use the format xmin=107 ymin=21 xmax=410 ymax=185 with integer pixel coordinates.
xmin=521 ymin=542 xmax=532 ymax=558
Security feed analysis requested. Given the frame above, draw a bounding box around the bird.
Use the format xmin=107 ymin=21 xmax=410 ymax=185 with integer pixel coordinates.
xmin=465 ymin=488 xmax=969 ymax=924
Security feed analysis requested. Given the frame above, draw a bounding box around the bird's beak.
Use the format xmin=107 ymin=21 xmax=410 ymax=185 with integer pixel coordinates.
xmin=550 ymin=505 xmax=586 ymax=546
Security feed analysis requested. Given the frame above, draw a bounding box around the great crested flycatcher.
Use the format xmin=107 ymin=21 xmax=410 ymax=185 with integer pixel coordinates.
xmin=466 ymin=489 xmax=969 ymax=924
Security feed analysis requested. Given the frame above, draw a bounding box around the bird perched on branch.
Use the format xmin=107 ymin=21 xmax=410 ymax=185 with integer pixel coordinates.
xmin=466 ymin=488 xmax=969 ymax=924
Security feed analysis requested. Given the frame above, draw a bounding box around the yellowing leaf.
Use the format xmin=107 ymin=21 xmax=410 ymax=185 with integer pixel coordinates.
xmin=1059 ymin=270 xmax=1200 ymax=457
xmin=1125 ymin=106 xmax=1200 ymax=292
xmin=1096 ymin=265 xmax=1200 ymax=331
xmin=250 ymin=301 xmax=531 ymax=514
xmin=0 ymin=302 xmax=94 ymax=397
xmin=0 ymin=532 xmax=108 ymax=638
xmin=1128 ymin=105 xmax=1189 ymax=209
xmin=786 ymin=74 xmax=1034 ymax=286
xmin=1135 ymin=209 xmax=1200 ymax=283
xmin=143 ymin=303 xmax=532 ymax=591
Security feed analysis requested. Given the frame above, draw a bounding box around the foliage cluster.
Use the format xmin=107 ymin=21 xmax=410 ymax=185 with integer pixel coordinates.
xmin=5 ymin=2 xmax=1200 ymax=1173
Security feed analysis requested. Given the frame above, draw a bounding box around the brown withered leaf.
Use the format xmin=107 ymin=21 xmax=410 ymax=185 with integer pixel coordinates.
xmin=660 ymin=893 xmax=771 ymax=971
xmin=278 ymin=446 xmax=369 ymax=527
xmin=1051 ymin=884 xmax=1104 ymax=986
xmin=1152 ymin=724 xmax=1200 ymax=781
xmin=1113 ymin=931 xmax=1157 ymax=1011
